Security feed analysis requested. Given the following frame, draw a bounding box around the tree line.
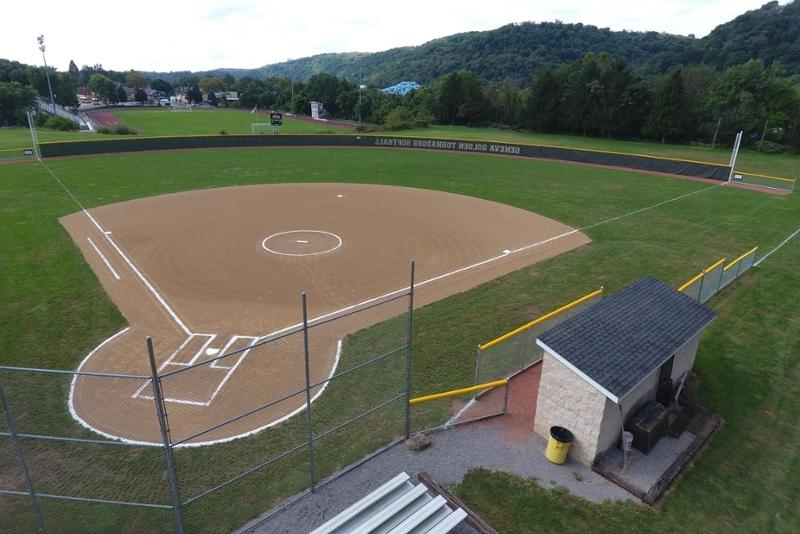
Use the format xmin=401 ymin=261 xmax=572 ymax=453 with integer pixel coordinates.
xmin=2 ymin=52 xmax=799 ymax=152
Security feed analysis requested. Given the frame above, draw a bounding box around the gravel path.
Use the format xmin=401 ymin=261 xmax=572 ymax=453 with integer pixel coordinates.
xmin=239 ymin=417 xmax=631 ymax=533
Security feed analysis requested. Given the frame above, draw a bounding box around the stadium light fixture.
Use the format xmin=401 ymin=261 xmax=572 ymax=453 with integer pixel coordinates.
xmin=37 ymin=35 xmax=56 ymax=106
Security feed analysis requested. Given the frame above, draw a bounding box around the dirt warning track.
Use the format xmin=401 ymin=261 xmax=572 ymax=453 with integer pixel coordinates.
xmin=61 ymin=183 xmax=589 ymax=445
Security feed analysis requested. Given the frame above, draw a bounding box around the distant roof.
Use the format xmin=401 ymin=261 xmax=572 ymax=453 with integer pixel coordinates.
xmin=381 ymin=81 xmax=421 ymax=95
xmin=537 ymin=277 xmax=715 ymax=403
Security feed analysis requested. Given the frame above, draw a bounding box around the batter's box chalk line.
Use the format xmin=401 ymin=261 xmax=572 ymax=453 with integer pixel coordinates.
xmin=131 ymin=334 xmax=259 ymax=406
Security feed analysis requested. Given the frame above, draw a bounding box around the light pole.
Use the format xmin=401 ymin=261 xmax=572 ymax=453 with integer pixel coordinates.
xmin=37 ymin=35 xmax=56 ymax=106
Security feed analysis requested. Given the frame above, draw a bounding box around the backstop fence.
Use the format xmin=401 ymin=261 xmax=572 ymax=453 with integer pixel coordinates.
xmin=1 ymin=268 xmax=415 ymax=534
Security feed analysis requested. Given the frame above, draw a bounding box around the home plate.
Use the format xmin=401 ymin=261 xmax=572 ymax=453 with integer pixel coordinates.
xmin=205 ymin=348 xmax=220 ymax=356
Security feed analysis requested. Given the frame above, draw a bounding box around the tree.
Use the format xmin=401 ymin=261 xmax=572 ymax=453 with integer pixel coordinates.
xmin=307 ymin=73 xmax=343 ymax=115
xmin=496 ymin=78 xmax=520 ymax=126
xmin=186 ymin=84 xmax=203 ymax=104
xmin=645 ymin=69 xmax=690 ymax=143
xmin=150 ymin=79 xmax=173 ymax=96
xmin=87 ymin=73 xmax=117 ymax=102
xmin=208 ymin=91 xmax=218 ymax=107
xmin=199 ymin=76 xmax=224 ymax=93
xmin=703 ymin=59 xmax=798 ymax=145
xmin=525 ymin=66 xmax=562 ymax=131
xmin=68 ymin=60 xmax=80 ymax=84
xmin=0 ymin=81 xmax=37 ymax=125
xmin=134 ymin=87 xmax=148 ymax=105
xmin=116 ymin=85 xmax=128 ymax=104
xmin=289 ymin=90 xmax=310 ymax=114
xmin=125 ymin=70 xmax=148 ymax=89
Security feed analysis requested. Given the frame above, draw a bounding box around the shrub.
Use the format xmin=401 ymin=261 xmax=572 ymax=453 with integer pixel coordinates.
xmin=113 ymin=124 xmax=136 ymax=135
xmin=755 ymin=140 xmax=786 ymax=154
xmin=97 ymin=127 xmax=111 ymax=134
xmin=384 ymin=107 xmax=411 ymax=130
xmin=45 ymin=116 xmax=78 ymax=131
xmin=220 ymin=130 xmax=228 ymax=135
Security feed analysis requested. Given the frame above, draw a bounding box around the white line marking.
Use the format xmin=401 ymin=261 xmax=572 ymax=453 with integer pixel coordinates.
xmin=207 ymin=336 xmax=259 ymax=401
xmin=40 ymin=161 xmax=191 ymax=336
xmin=68 ymin=327 xmax=137 ymax=439
xmin=86 ymin=237 xmax=120 ymax=280
xmin=262 ymin=230 xmax=343 ymax=257
xmin=755 ymin=226 xmax=800 ymax=267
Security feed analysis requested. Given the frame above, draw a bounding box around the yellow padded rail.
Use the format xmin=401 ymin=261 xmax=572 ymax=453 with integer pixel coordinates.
xmin=409 ymin=379 xmax=508 ymax=405
xmin=479 ymin=288 xmax=603 ymax=351
xmin=724 ymin=247 xmax=759 ymax=272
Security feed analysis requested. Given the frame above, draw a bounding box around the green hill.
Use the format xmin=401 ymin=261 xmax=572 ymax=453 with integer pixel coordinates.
xmin=244 ymin=0 xmax=799 ymax=85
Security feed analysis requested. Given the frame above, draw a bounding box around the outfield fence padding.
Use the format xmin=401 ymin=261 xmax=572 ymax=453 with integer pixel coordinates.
xmin=37 ymin=135 xmax=734 ymax=182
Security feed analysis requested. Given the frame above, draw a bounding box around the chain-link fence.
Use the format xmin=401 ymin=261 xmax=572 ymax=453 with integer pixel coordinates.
xmin=731 ymin=170 xmax=796 ymax=193
xmin=408 ymin=288 xmax=603 ymax=435
xmin=475 ymin=288 xmax=604 ymax=385
xmin=1 ymin=269 xmax=415 ymax=533
xmin=679 ymin=247 xmax=758 ymax=303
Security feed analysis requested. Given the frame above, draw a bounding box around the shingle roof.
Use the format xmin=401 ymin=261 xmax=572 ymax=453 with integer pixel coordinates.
xmin=537 ymin=277 xmax=715 ymax=403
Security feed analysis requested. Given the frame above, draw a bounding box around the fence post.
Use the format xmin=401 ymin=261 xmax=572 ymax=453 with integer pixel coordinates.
xmin=404 ymin=261 xmax=415 ymax=439
xmin=696 ymin=271 xmax=705 ymax=303
xmin=0 ymin=379 xmax=46 ymax=534
xmin=301 ymin=293 xmax=316 ymax=492
xmin=147 ymin=338 xmax=185 ymax=534
xmin=472 ymin=345 xmax=481 ymax=400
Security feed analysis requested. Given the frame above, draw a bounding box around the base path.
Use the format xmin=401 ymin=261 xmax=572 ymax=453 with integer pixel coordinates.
xmin=61 ymin=183 xmax=589 ymax=445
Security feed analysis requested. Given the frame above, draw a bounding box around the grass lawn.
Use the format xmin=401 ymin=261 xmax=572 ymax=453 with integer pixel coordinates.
xmin=112 ymin=108 xmax=348 ymax=136
xmin=1 ymin=147 xmax=798 ymax=532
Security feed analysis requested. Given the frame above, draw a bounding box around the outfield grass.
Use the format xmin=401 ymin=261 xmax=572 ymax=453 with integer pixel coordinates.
xmin=3 ymin=117 xmax=797 ymax=179
xmin=112 ymin=108 xmax=348 ymax=136
xmin=1 ymin=147 xmax=799 ymax=532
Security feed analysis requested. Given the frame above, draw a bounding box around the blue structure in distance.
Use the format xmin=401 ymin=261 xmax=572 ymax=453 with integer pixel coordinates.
xmin=381 ymin=81 xmax=421 ymax=96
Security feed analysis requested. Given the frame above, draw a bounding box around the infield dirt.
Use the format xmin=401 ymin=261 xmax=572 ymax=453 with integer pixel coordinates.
xmin=61 ymin=183 xmax=589 ymax=445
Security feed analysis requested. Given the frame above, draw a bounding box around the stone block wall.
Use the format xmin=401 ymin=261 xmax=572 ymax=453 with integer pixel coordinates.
xmin=533 ymin=353 xmax=608 ymax=465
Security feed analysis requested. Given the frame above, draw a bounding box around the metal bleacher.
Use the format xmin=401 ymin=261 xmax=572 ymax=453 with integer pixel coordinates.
xmin=35 ymin=98 xmax=94 ymax=130
xmin=310 ymin=472 xmax=467 ymax=534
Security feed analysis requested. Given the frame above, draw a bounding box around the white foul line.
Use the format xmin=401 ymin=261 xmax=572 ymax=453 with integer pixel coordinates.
xmin=39 ymin=161 xmax=191 ymax=336
xmin=86 ymin=237 xmax=121 ymax=280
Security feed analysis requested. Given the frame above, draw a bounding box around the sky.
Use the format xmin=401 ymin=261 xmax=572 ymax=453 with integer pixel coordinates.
xmin=1 ymin=0 xmax=785 ymax=73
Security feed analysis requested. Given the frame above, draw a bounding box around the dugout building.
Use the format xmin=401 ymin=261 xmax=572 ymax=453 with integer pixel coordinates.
xmin=533 ymin=277 xmax=716 ymax=465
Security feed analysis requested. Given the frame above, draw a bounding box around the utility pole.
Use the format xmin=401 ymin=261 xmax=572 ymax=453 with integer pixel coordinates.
xmin=710 ymin=118 xmax=721 ymax=150
xmin=37 ymin=35 xmax=56 ymax=106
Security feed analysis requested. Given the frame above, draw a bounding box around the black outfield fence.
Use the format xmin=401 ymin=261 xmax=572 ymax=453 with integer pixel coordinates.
xmin=38 ymin=134 xmax=732 ymax=182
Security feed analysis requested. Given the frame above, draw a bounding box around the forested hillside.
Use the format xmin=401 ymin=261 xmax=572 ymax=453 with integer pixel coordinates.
xmin=702 ymin=1 xmax=800 ymax=73
xmin=245 ymin=0 xmax=798 ymax=85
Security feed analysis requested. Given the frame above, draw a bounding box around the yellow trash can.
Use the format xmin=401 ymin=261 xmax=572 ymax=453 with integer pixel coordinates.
xmin=545 ymin=426 xmax=574 ymax=464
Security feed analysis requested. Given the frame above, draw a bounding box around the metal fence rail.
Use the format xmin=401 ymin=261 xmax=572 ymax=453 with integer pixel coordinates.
xmin=475 ymin=288 xmax=603 ymax=386
xmin=679 ymin=247 xmax=758 ymax=303
xmin=1 ymin=264 xmax=416 ymax=533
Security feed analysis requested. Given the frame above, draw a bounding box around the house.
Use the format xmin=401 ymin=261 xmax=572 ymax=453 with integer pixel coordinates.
xmin=533 ymin=277 xmax=715 ymax=465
